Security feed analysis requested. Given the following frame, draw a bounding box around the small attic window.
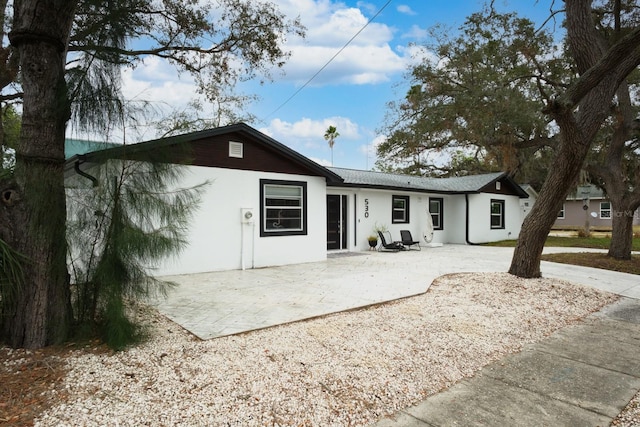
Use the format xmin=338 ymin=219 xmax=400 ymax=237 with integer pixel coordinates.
xmin=229 ymin=141 xmax=243 ymax=158
xmin=496 ymin=181 xmax=501 ymax=190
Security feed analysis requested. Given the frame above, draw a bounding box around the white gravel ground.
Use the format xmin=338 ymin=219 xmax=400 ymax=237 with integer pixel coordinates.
xmin=32 ymin=272 xmax=637 ymax=426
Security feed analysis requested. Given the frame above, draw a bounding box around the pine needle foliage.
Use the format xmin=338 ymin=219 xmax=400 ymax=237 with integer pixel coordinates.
xmin=0 ymin=167 xmax=27 ymax=323
xmin=0 ymin=237 xmax=27 ymax=323
xmin=67 ymin=157 xmax=207 ymax=350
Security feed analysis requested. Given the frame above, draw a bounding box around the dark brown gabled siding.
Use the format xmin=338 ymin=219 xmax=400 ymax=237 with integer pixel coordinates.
xmin=156 ymin=131 xmax=319 ymax=176
xmin=479 ymin=178 xmax=520 ymax=196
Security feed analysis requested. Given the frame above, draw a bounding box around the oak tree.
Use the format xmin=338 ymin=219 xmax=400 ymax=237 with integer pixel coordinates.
xmin=510 ymin=0 xmax=640 ymax=277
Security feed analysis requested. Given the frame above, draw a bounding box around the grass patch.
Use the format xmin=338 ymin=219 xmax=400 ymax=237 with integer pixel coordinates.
xmin=540 ymin=252 xmax=640 ymax=275
xmin=486 ymin=234 xmax=640 ymax=275
xmin=487 ymin=236 xmax=640 ymax=251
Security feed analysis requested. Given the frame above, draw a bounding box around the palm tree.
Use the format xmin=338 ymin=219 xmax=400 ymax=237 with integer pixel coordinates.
xmin=324 ymin=125 xmax=340 ymax=166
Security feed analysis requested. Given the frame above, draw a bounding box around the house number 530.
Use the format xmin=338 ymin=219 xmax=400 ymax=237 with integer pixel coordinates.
xmin=364 ymin=198 xmax=369 ymax=218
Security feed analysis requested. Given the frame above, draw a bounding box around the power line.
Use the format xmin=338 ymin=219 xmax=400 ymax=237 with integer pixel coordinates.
xmin=260 ymin=0 xmax=393 ymax=123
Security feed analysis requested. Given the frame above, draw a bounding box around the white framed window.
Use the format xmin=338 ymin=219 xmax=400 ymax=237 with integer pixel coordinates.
xmin=392 ymin=195 xmax=410 ymax=224
xmin=260 ymin=179 xmax=307 ymax=236
xmin=600 ymin=201 xmax=611 ymax=219
xmin=429 ymin=197 xmax=444 ymax=230
xmin=490 ymin=199 xmax=505 ymax=229
xmin=557 ymin=203 xmax=565 ymax=219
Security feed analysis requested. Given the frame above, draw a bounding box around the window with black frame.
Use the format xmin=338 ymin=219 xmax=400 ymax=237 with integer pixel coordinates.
xmin=260 ymin=179 xmax=307 ymax=236
xmin=392 ymin=195 xmax=410 ymax=224
xmin=429 ymin=197 xmax=444 ymax=230
xmin=490 ymin=199 xmax=505 ymax=229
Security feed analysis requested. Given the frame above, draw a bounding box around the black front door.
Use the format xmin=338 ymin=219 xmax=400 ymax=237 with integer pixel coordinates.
xmin=327 ymin=195 xmax=347 ymax=250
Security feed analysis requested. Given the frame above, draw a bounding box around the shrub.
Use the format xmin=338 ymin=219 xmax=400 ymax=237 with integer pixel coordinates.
xmin=576 ymin=227 xmax=591 ymax=238
xmin=67 ymin=159 xmax=207 ymax=349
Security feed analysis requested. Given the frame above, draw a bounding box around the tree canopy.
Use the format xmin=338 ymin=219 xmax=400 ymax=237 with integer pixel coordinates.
xmin=2 ymin=0 xmax=304 ymax=136
xmin=380 ymin=1 xmax=640 ymax=264
xmin=378 ymin=8 xmax=566 ymax=186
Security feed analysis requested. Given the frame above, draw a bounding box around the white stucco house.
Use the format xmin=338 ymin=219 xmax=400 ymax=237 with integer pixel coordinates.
xmin=65 ymin=123 xmax=529 ymax=276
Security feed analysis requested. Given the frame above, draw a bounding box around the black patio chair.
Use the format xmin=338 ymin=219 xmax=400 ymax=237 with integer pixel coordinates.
xmin=377 ymin=230 xmax=404 ymax=252
xmin=400 ymin=230 xmax=421 ymax=251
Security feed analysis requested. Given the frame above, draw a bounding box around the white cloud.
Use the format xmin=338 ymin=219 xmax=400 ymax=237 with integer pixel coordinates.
xmin=355 ymin=1 xmax=377 ymax=16
xmin=270 ymin=0 xmax=411 ymax=87
xmin=396 ymin=5 xmax=416 ymax=16
xmin=262 ymin=116 xmax=359 ymax=142
xmin=358 ymin=134 xmax=385 ymax=165
xmin=402 ymin=24 xmax=428 ymax=40
xmin=308 ymin=155 xmax=333 ymax=166
xmin=283 ymin=44 xmax=405 ymax=85
xmin=121 ymin=56 xmax=198 ymax=109
xmin=259 ymin=116 xmax=362 ymax=167
xmin=397 ymin=44 xmax=436 ymax=67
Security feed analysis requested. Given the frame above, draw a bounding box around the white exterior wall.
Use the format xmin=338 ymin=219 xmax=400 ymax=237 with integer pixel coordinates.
xmin=466 ymin=193 xmax=522 ymax=243
xmin=328 ymin=188 xmax=462 ymax=251
xmin=155 ymin=166 xmax=327 ymax=276
xmin=445 ymin=195 xmax=467 ymax=244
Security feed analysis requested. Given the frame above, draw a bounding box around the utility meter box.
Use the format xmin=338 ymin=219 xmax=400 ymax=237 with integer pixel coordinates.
xmin=241 ymin=208 xmax=254 ymax=224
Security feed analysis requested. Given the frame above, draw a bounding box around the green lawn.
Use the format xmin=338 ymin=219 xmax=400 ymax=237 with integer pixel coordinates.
xmin=486 ymin=234 xmax=640 ymax=275
xmin=487 ymin=235 xmax=640 ymax=251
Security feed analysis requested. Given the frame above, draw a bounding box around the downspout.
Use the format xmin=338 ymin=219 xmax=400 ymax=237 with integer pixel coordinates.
xmin=74 ymin=156 xmax=99 ymax=187
xmin=465 ymin=193 xmax=479 ymax=245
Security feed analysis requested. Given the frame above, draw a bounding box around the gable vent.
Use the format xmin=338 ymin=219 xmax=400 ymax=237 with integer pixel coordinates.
xmin=229 ymin=141 xmax=243 ymax=158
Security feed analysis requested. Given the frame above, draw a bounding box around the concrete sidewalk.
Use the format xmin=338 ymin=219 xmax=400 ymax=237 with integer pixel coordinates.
xmin=373 ymin=297 xmax=640 ymax=426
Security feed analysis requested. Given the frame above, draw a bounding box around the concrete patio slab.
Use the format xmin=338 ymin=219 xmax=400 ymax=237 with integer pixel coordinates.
xmin=150 ymin=245 xmax=639 ymax=340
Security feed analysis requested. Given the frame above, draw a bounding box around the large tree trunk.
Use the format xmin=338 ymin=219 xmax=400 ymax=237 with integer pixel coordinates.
xmin=509 ymin=0 xmax=640 ymax=278
xmin=0 ymin=0 xmax=77 ymax=348
xmin=588 ymin=82 xmax=640 ymax=261
xmin=508 ymin=112 xmax=590 ymax=277
xmin=608 ymin=205 xmax=634 ymax=260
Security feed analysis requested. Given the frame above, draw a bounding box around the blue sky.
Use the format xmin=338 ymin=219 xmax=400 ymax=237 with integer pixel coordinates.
xmin=82 ymin=0 xmax=562 ymax=171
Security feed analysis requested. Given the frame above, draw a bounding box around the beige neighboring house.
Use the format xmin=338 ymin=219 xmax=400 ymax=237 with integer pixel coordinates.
xmin=553 ymin=184 xmax=640 ymax=230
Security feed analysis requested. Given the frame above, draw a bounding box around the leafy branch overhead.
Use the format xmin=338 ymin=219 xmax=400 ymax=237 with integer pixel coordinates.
xmin=378 ymin=10 xmax=564 ymax=182
xmin=7 ymin=0 xmax=306 ymax=134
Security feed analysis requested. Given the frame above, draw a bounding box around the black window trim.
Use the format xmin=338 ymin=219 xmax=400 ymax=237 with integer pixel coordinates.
xmin=391 ymin=195 xmax=410 ymax=224
xmin=429 ymin=197 xmax=444 ymax=230
xmin=260 ymin=179 xmax=308 ymax=237
xmin=490 ymin=199 xmax=505 ymax=229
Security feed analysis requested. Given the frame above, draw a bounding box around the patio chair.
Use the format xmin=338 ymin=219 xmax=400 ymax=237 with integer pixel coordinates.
xmin=377 ymin=230 xmax=404 ymax=252
xmin=400 ymin=230 xmax=421 ymax=251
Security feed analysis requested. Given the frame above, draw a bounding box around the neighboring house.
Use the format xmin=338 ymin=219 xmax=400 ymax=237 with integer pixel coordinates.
xmin=554 ymin=184 xmax=640 ymax=229
xmin=519 ymin=184 xmax=538 ymax=221
xmin=64 ymin=123 xmax=529 ymax=275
